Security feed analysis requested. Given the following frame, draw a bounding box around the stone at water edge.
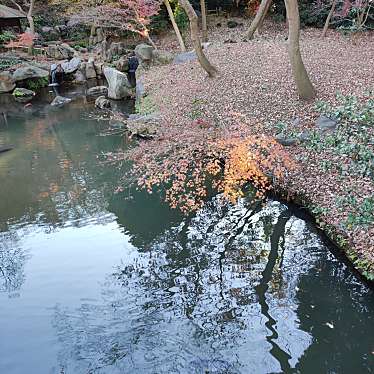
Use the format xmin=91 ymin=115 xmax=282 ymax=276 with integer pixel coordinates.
xmin=95 ymin=96 xmax=111 ymax=109
xmin=87 ymin=86 xmax=108 ymax=97
xmin=0 ymin=72 xmax=15 ymax=93
xmin=12 ymin=88 xmax=35 ymax=103
xmin=12 ymin=65 xmax=49 ymax=82
xmin=51 ymin=96 xmax=72 ymax=107
xmin=126 ymin=113 xmax=159 ymax=139
xmin=103 ymin=67 xmax=132 ymax=100
xmin=85 ymin=59 xmax=97 ymax=79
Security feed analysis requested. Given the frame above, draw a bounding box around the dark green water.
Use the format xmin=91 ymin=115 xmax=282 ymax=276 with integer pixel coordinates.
xmin=0 ymin=88 xmax=373 ymax=374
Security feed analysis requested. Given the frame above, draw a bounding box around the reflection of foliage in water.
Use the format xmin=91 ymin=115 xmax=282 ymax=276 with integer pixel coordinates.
xmin=52 ymin=198 xmax=328 ymax=374
xmin=0 ymin=230 xmax=29 ymax=295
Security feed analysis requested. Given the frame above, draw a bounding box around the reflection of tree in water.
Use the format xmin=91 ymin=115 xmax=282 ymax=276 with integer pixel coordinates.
xmin=0 ymin=111 xmax=127 ymax=232
xmin=53 ymin=197 xmax=332 ymax=374
xmin=0 ymin=230 xmax=29 ymax=294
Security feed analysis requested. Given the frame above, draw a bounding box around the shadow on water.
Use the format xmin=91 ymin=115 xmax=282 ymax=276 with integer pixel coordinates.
xmin=0 ymin=89 xmax=373 ymax=374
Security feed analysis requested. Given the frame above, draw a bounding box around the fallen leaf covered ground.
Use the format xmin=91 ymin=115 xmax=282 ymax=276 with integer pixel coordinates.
xmin=141 ymin=21 xmax=374 ymax=278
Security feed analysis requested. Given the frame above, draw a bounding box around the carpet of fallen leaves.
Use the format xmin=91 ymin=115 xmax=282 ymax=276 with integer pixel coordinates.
xmin=143 ymin=22 xmax=374 ymax=274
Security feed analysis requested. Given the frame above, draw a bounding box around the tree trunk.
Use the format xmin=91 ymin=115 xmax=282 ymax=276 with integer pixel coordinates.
xmin=179 ymin=0 xmax=217 ymax=78
xmin=27 ymin=0 xmax=35 ymax=55
xmin=284 ymin=0 xmax=316 ymax=100
xmin=322 ymin=0 xmax=337 ymax=37
xmin=245 ymin=0 xmax=272 ymax=40
xmin=200 ymin=0 xmax=208 ymax=42
xmin=164 ymin=0 xmax=186 ymax=51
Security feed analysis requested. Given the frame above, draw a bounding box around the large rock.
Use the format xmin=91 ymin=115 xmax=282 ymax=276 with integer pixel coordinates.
xmin=95 ymin=96 xmax=111 ymax=109
xmin=152 ymin=50 xmax=174 ymax=65
xmin=61 ymin=57 xmax=81 ymax=74
xmin=51 ymin=96 xmax=72 ymax=107
xmin=87 ymin=86 xmax=108 ymax=96
xmin=12 ymin=87 xmax=35 ymax=103
xmin=12 ymin=65 xmax=49 ymax=82
xmin=103 ymin=67 xmax=132 ymax=100
xmin=135 ymin=44 xmax=154 ymax=64
xmin=0 ymin=72 xmax=15 ymax=93
xmin=47 ymin=43 xmax=75 ymax=60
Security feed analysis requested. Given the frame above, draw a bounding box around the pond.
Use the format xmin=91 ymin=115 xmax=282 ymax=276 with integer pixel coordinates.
xmin=0 ymin=87 xmax=373 ymax=374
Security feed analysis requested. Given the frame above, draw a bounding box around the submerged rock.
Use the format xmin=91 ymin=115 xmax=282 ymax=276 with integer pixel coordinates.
xmin=0 ymin=72 xmax=15 ymax=93
xmin=95 ymin=95 xmax=111 ymax=109
xmin=103 ymin=67 xmax=132 ymax=100
xmin=51 ymin=95 xmax=72 ymax=107
xmin=87 ymin=86 xmax=108 ymax=97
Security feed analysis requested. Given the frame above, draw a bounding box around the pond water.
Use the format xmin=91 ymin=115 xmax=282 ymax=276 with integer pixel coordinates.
xmin=0 ymin=88 xmax=373 ymax=374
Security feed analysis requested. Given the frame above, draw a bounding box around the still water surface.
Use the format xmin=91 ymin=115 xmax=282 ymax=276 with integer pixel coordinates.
xmin=0 ymin=89 xmax=373 ymax=374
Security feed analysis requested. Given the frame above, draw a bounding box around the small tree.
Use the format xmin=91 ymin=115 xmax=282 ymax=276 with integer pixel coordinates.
xmin=284 ymin=0 xmax=316 ymax=100
xmin=200 ymin=0 xmax=208 ymax=42
xmin=245 ymin=0 xmax=272 ymax=39
xmin=322 ymin=0 xmax=337 ymax=37
xmin=179 ymin=0 xmax=217 ymax=77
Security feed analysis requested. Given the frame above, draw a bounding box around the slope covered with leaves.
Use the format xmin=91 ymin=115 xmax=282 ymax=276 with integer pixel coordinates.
xmin=139 ymin=27 xmax=374 ymax=278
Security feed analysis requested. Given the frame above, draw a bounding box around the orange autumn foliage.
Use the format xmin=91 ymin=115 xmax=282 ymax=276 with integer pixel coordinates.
xmin=119 ymin=119 xmax=295 ymax=214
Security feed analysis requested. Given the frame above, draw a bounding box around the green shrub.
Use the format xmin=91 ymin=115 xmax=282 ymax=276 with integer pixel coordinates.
xmin=25 ymin=77 xmax=49 ymax=91
xmin=0 ymin=31 xmax=16 ymax=45
xmin=174 ymin=4 xmax=189 ymax=31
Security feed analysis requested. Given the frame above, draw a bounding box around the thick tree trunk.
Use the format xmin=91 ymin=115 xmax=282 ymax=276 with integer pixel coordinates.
xmin=179 ymin=0 xmax=217 ymax=78
xmin=322 ymin=0 xmax=337 ymax=37
xmin=200 ymin=0 xmax=208 ymax=42
xmin=284 ymin=0 xmax=316 ymax=100
xmin=246 ymin=0 xmax=272 ymax=40
xmin=164 ymin=0 xmax=186 ymax=51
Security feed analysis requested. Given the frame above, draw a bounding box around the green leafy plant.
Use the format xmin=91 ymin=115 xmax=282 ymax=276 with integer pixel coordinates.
xmin=25 ymin=77 xmax=49 ymax=90
xmin=0 ymin=31 xmax=16 ymax=45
